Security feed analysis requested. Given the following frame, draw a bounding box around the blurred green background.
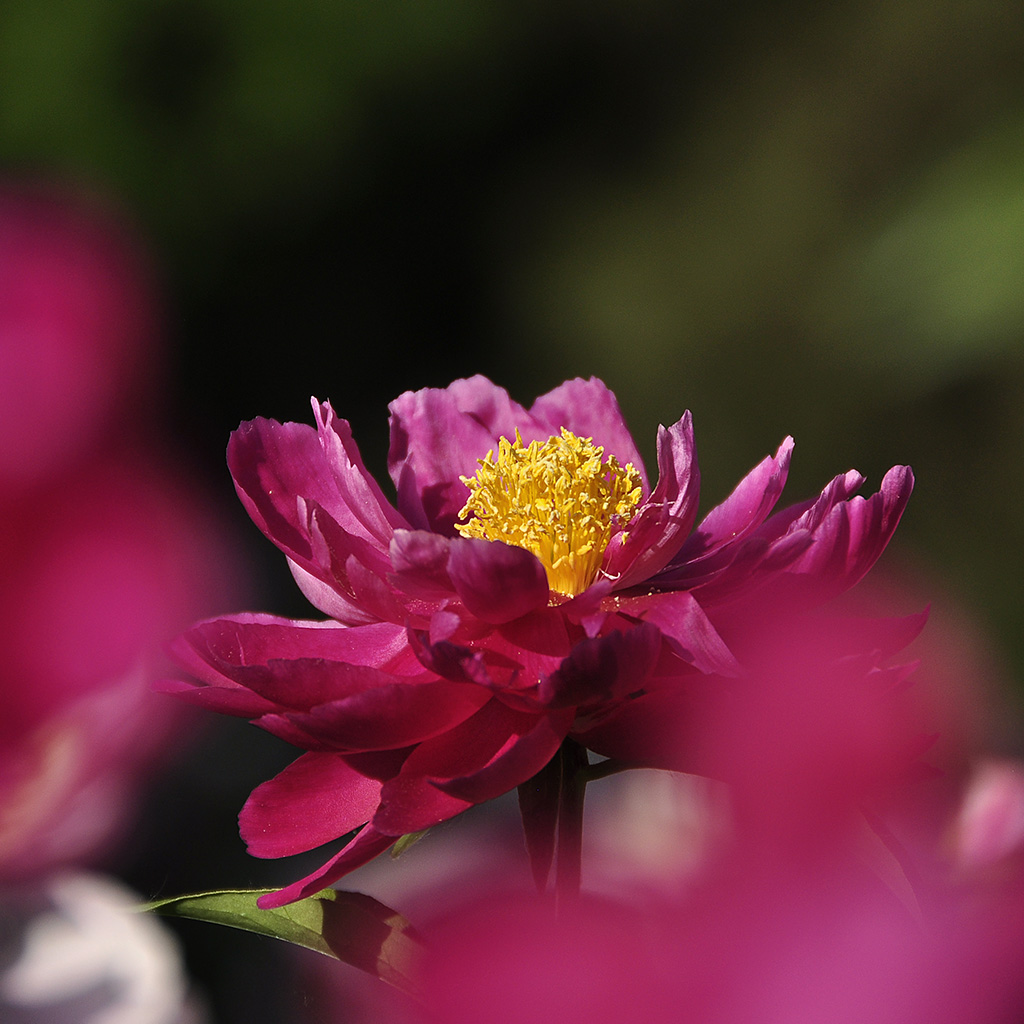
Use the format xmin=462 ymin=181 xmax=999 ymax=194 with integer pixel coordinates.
xmin=3 ymin=0 xmax=1022 ymax=1017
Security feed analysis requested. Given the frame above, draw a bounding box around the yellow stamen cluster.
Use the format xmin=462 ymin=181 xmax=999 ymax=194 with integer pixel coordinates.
xmin=456 ymin=428 xmax=643 ymax=597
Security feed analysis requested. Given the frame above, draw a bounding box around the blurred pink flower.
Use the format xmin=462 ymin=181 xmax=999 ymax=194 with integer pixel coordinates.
xmin=410 ymin=628 xmax=1023 ymax=1024
xmin=0 ymin=456 xmax=238 ymax=877
xmin=411 ymin=856 xmax=1024 ymax=1024
xmin=0 ymin=181 xmax=159 ymax=490
xmin=167 ymin=376 xmax=914 ymax=907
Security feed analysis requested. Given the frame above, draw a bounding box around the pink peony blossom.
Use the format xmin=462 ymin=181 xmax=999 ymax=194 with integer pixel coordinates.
xmin=166 ymin=376 xmax=913 ymax=907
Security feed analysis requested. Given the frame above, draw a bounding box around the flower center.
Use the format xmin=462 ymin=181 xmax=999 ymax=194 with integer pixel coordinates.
xmin=456 ymin=428 xmax=643 ymax=597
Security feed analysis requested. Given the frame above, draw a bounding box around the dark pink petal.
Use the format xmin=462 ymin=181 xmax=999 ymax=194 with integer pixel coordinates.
xmin=388 ymin=530 xmax=454 ymax=599
xmin=341 ymin=747 xmax=415 ymax=781
xmin=539 ymin=623 xmax=662 ymax=709
xmin=154 ymin=676 xmax=279 ymax=717
xmin=343 ymin=554 xmax=409 ymax=623
xmin=255 ymin=824 xmax=396 ymax=908
xmin=656 ymin=529 xmax=814 ymax=605
xmin=764 ymin=469 xmax=867 ymax=543
xmin=222 ymin=660 xmax=432 ymax=712
xmin=176 ymin=614 xmax=411 ymax=672
xmin=601 ymin=414 xmax=700 ymax=589
xmin=227 ymin=416 xmax=329 ymax=564
xmin=618 ymin=591 xmax=740 ymax=677
xmin=306 ymin=502 xmax=394 ymax=584
xmin=372 ymin=775 xmax=474 ymax=835
xmin=434 ymin=708 xmax=574 ymax=804
xmin=387 ymin=376 xmax=530 ymax=533
xmin=408 ymin=629 xmax=509 ymax=687
xmin=312 ymin=399 xmax=408 ymax=543
xmin=373 ymin=700 xmax=563 ymax=834
xmin=572 ymin=683 xmax=715 ymax=774
xmin=498 ymin=608 xmax=574 ymax=658
xmin=239 ymin=752 xmax=382 ymax=858
xmin=786 ymin=466 xmax=914 ymax=592
xmin=282 ymin=681 xmax=491 ymax=750
xmin=287 ymin=559 xmax=377 ymax=624
xmin=673 ymin=436 xmax=794 ymax=563
xmin=528 ymin=377 xmax=650 ymax=492
xmin=448 ymin=536 xmax=550 ymax=624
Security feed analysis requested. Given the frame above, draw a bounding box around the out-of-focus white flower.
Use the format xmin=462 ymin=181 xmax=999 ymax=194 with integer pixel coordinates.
xmin=0 ymin=873 xmax=204 ymax=1024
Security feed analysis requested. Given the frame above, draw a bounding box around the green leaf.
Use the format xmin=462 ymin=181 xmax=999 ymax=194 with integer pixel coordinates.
xmin=391 ymin=829 xmax=429 ymax=858
xmin=141 ymin=888 xmax=422 ymax=994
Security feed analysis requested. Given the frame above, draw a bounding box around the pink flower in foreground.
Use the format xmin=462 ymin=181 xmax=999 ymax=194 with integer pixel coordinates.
xmin=166 ymin=376 xmax=913 ymax=906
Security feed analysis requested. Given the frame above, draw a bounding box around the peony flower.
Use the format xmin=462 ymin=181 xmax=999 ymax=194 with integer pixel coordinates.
xmin=166 ymin=376 xmax=913 ymax=907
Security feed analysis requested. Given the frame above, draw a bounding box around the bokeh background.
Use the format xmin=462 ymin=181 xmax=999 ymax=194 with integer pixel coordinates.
xmin=2 ymin=0 xmax=1023 ymax=1020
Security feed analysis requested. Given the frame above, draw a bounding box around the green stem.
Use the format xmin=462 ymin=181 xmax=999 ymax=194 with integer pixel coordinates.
xmin=555 ymin=738 xmax=589 ymax=912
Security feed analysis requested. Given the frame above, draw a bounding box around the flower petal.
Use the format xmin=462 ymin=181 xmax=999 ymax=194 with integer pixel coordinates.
xmin=373 ymin=701 xmax=570 ymax=834
xmin=617 ymin=591 xmax=741 ymax=677
xmin=227 ymin=416 xmax=329 ymax=565
xmin=433 ymin=708 xmax=574 ymax=804
xmin=528 ymin=377 xmax=649 ymax=492
xmin=786 ymin=466 xmax=915 ymax=593
xmin=601 ymin=413 xmax=700 ymax=589
xmin=172 ymin=614 xmax=415 ymax=681
xmin=255 ymin=825 xmax=396 ymax=909
xmin=280 ymin=680 xmax=491 ymax=750
xmin=539 ymin=623 xmax=662 ymax=709
xmin=672 ymin=436 xmax=794 ymax=564
xmin=447 ymin=536 xmax=550 ymax=624
xmin=239 ymin=752 xmax=382 ymax=858
xmin=312 ymin=398 xmax=408 ymax=543
xmin=388 ymin=529 xmax=454 ymax=599
xmin=387 ymin=376 xmax=530 ymax=533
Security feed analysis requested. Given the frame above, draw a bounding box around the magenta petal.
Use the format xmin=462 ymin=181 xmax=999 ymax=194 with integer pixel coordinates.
xmin=239 ymin=752 xmax=382 ymax=858
xmin=767 ymin=469 xmax=867 ymax=542
xmin=528 ymin=377 xmax=649 ymax=492
xmin=448 ymin=536 xmax=550 ymax=624
xmin=170 ymin=615 xmax=420 ymax=710
xmin=435 ymin=708 xmax=574 ymax=804
xmin=179 ymin=614 xmax=410 ymax=672
xmin=373 ymin=700 xmax=559 ymax=833
xmin=312 ymin=399 xmax=408 ymax=543
xmin=788 ymin=466 xmax=915 ymax=591
xmin=227 ymin=417 xmax=327 ymax=564
xmin=153 ymin=676 xmax=279 ymax=717
xmin=602 ymin=413 xmax=700 ymax=589
xmin=572 ymin=687 xmax=710 ymax=774
xmin=408 ymin=629 xmax=505 ymax=687
xmin=287 ymin=559 xmax=376 ymax=624
xmin=388 ymin=529 xmax=454 ymax=598
xmin=255 ymin=825 xmax=396 ymax=908
xmin=676 ymin=436 xmax=794 ymax=563
xmin=622 ymin=591 xmax=740 ymax=677
xmin=226 ymin=660 xmax=429 ymax=712
xmin=284 ymin=680 xmax=491 ymax=750
xmin=373 ymin=775 xmax=474 ymax=835
xmin=387 ymin=376 xmax=530 ymax=533
xmin=539 ymin=623 xmax=662 ymax=709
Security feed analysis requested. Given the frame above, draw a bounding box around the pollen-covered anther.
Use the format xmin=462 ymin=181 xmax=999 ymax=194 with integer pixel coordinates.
xmin=456 ymin=428 xmax=643 ymax=597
